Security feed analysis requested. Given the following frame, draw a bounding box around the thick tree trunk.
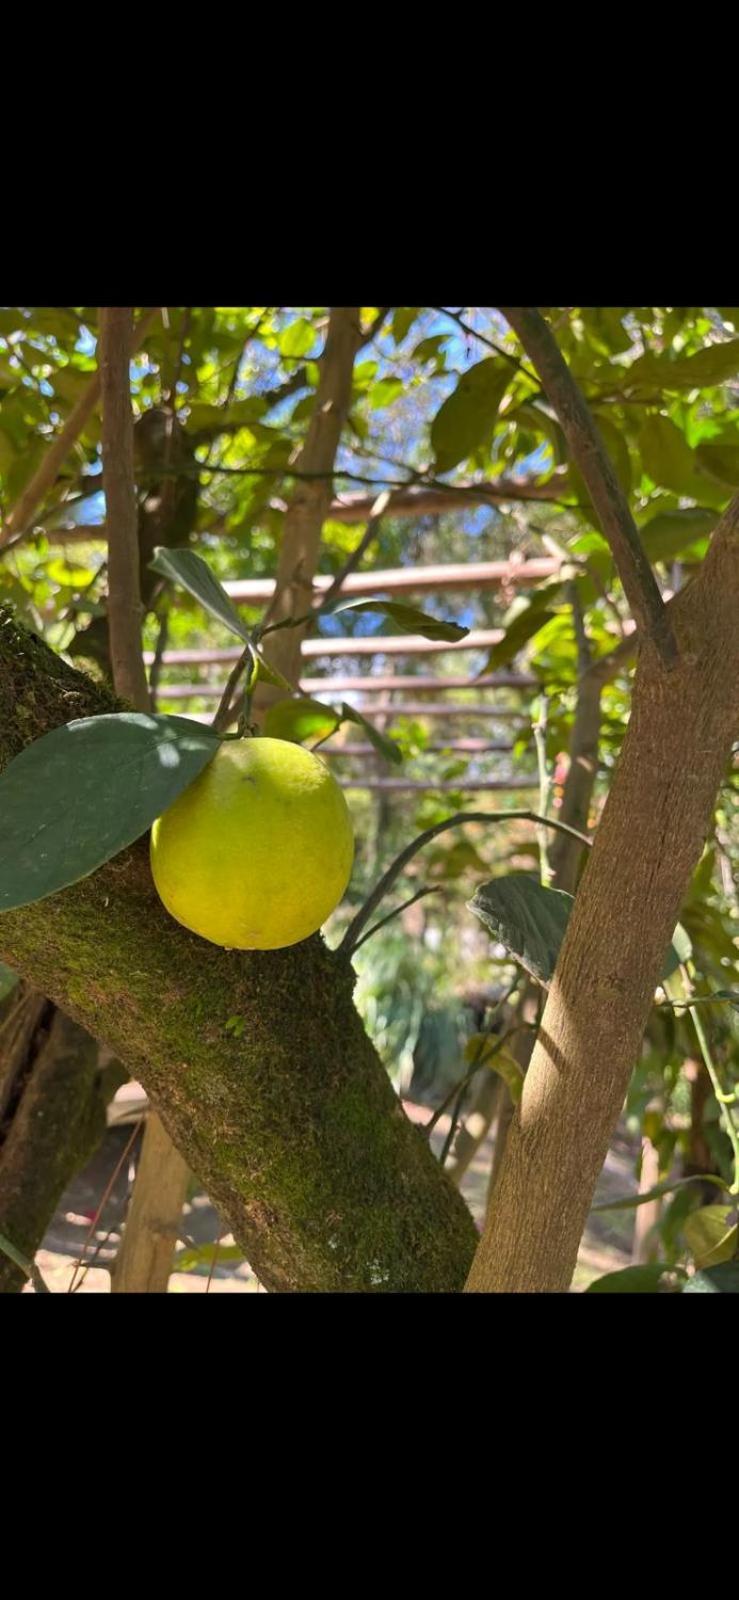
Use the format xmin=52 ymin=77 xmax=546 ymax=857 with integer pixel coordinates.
xmin=466 ymin=501 xmax=739 ymax=1292
xmin=0 ymin=607 xmax=476 ymax=1291
xmin=0 ymin=981 xmax=121 ymax=1292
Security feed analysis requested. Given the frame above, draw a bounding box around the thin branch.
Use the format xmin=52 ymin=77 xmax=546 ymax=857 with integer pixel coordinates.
xmin=98 ymin=308 xmax=150 ymax=711
xmin=498 ymin=307 xmax=678 ymax=667
xmin=148 ymin=606 xmax=170 ymax=710
xmin=1 ymin=307 xmax=160 ymax=550
xmin=431 ymin=306 xmax=541 ymax=388
xmin=350 ymin=886 xmax=442 ymax=954
xmin=339 ymin=810 xmax=592 ymax=958
xmin=213 ymin=644 xmax=254 ymax=734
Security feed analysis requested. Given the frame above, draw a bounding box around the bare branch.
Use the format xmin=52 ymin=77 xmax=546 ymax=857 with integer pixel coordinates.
xmin=498 ymin=307 xmax=678 ymax=667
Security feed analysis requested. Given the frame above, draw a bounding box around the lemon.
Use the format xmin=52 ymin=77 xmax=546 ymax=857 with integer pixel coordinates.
xmin=150 ymin=736 xmax=354 ymax=950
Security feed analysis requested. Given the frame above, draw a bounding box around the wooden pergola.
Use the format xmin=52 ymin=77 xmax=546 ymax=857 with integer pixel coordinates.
xmin=153 ymin=558 xmax=551 ymax=792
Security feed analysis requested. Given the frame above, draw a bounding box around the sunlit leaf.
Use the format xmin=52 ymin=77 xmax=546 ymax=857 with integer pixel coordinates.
xmin=149 ymin=546 xmax=252 ymax=645
xmin=682 ymin=1205 xmax=738 ymax=1269
xmin=330 ymin=598 xmax=468 ymax=643
xmin=430 ymin=358 xmax=510 ymax=473
xmin=263 ymin=697 xmax=342 ymax=745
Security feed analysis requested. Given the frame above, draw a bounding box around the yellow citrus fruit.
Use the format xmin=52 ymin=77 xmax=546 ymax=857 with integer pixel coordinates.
xmin=150 ymin=736 xmax=354 ymax=950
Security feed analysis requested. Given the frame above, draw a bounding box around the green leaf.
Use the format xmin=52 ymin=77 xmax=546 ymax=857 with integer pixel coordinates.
xmin=629 ymin=339 xmax=739 ymax=392
xmin=173 ymin=1242 xmax=244 ymax=1273
xmin=392 ymin=308 xmax=421 ymax=345
xmin=682 ymin=1205 xmax=738 ymax=1269
xmin=0 ymin=713 xmax=221 ymax=913
xmin=186 ymin=397 xmax=267 ymax=434
xmin=639 ymin=506 xmax=716 ymax=565
xmin=639 ymin=415 xmax=720 ymax=501
xmin=694 ymin=441 xmax=739 ymax=487
xmin=585 ymin=1264 xmax=686 ymax=1294
xmin=661 ymin=922 xmax=692 ymax=980
xmin=263 ymin=697 xmax=342 ymax=745
xmin=330 ymin=598 xmax=468 ymax=643
xmin=149 ymin=546 xmax=252 ymax=646
xmin=430 ymin=358 xmax=510 ymax=474
xmin=279 ymin=317 xmax=315 ymax=359
xmin=464 ymin=1033 xmax=524 ymax=1101
xmin=368 ymin=378 xmax=405 ymax=411
xmin=340 ymin=703 xmax=402 ymax=766
xmin=251 ymin=648 xmax=292 ymax=693
xmin=483 ymin=596 xmax=559 ymax=672
xmin=469 ymin=875 xmax=690 ymax=989
xmin=683 ymin=1262 xmax=739 ymax=1293
xmin=467 ymin=875 xmax=574 ymax=986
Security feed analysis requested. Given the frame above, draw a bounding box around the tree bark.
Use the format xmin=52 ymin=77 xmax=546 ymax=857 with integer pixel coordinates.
xmin=98 ymin=306 xmax=191 ymax=1293
xmin=0 ymin=607 xmax=476 ymax=1291
xmin=0 ymin=981 xmax=122 ymax=1292
xmin=255 ymin=307 xmax=363 ymax=703
xmin=98 ymin=307 xmax=151 ymax=711
xmin=466 ymin=496 xmax=739 ymax=1291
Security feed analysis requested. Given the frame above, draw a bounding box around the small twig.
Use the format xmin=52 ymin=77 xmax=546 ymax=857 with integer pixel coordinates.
xmin=148 ymin=606 xmax=170 ymax=710
xmin=339 ymin=810 xmax=592 ymax=959
xmin=67 ymin=1117 xmax=144 ymax=1293
xmin=206 ymin=1232 xmax=223 ymax=1293
xmin=431 ymin=306 xmax=541 ymax=389
xmin=498 ymin=307 xmax=678 ymax=668
xmin=532 ymin=697 xmax=553 ymax=888
xmin=679 ymin=964 xmax=739 ymax=1195
xmin=213 ymin=643 xmax=254 ymax=733
xmin=350 ymin=886 xmax=442 ymax=954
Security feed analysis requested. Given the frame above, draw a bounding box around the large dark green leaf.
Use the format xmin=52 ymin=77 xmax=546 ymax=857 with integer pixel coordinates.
xmin=0 ymin=714 xmax=221 ymax=912
xmin=330 ymin=598 xmax=468 ymax=643
xmin=430 ymin=358 xmax=510 ymax=473
xmin=340 ymin=703 xmax=402 ymax=766
xmin=585 ymin=1264 xmax=686 ymax=1294
xmin=467 ymin=875 xmax=573 ymax=986
xmin=469 ymin=875 xmax=692 ymax=988
xmin=683 ymin=1262 xmax=739 ymax=1293
xmin=150 ymin=546 xmax=252 ymax=645
xmin=639 ymin=506 xmax=716 ymax=564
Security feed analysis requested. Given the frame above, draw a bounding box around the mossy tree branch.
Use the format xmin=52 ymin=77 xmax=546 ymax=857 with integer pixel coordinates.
xmin=0 ymin=606 xmax=476 ymax=1291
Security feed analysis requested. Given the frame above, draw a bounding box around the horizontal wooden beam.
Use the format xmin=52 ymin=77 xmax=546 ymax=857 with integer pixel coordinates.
xmin=339 ymin=778 xmax=538 ymax=792
xmin=300 ymin=671 xmax=536 ymax=694
xmin=218 ymin=557 xmax=561 ymax=605
xmin=321 ymin=739 xmax=514 ymax=756
xmin=43 ymin=474 xmax=569 ymax=545
xmin=145 ymin=628 xmax=504 ymax=665
xmin=168 ymin=700 xmax=527 ymax=722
